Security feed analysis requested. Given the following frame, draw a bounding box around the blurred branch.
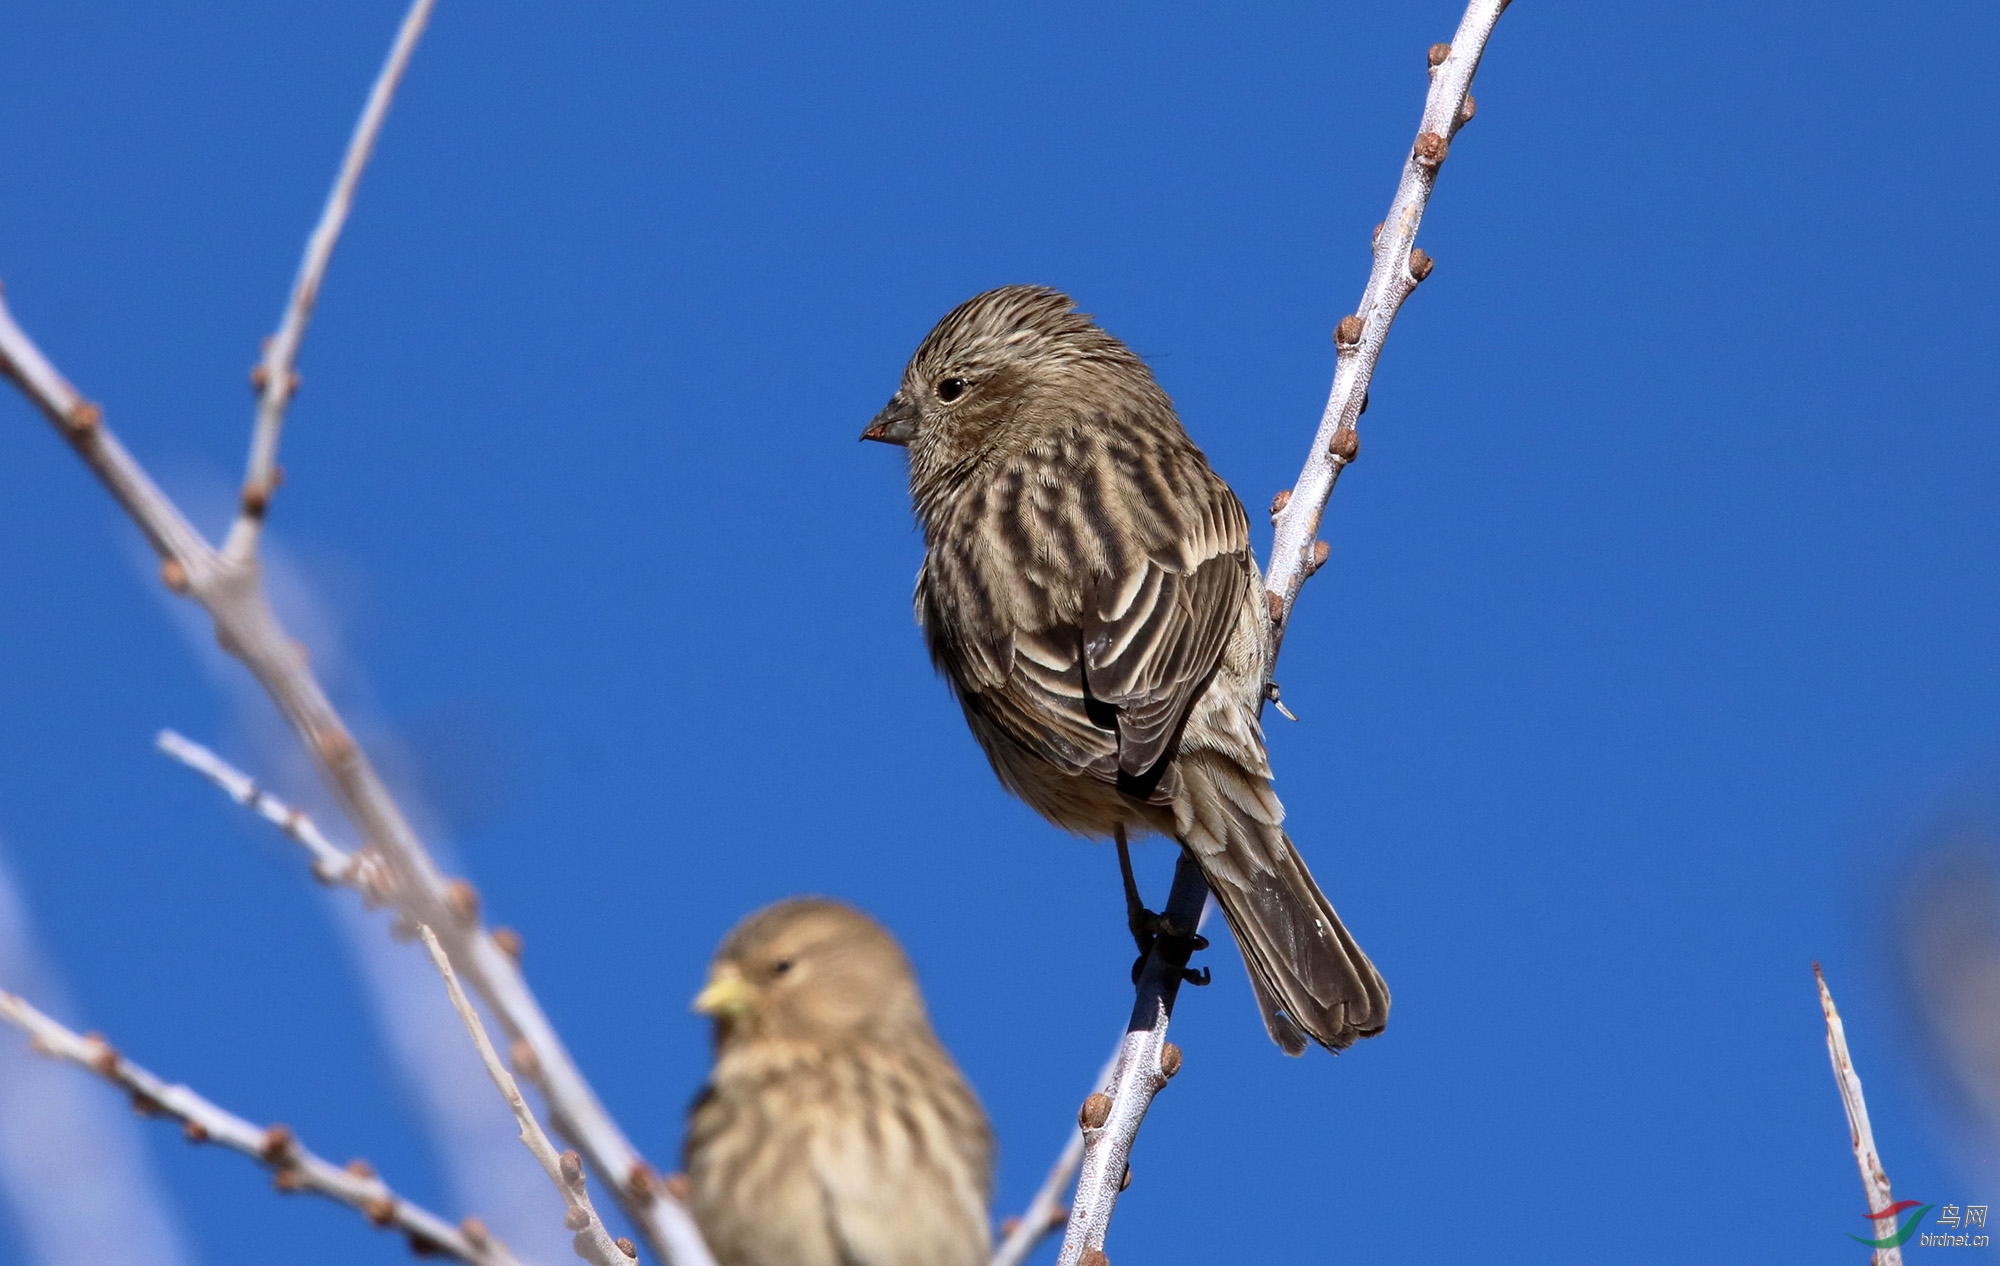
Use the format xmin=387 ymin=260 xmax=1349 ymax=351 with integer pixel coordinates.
xmin=221 ymin=0 xmax=436 ymax=564
xmin=1817 ymin=964 xmax=1907 ymax=1266
xmin=0 ymin=10 xmax=715 ymax=1263
xmin=420 ymin=927 xmax=634 ymax=1266
xmin=0 ymin=988 xmax=528 ymax=1266
xmin=156 ymin=729 xmax=381 ymax=891
xmin=1053 ymin=4 xmax=1513 ymax=1263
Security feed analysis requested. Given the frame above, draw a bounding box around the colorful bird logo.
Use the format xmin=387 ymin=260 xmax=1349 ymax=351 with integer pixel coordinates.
xmin=1850 ymin=1199 xmax=1932 ymax=1248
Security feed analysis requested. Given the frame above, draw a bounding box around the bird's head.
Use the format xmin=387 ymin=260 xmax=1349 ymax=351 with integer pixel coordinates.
xmin=861 ymin=285 xmax=1157 ymax=502
xmin=693 ymin=897 xmax=931 ymax=1050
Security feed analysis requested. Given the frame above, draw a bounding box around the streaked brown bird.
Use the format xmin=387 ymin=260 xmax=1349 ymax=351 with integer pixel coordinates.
xmin=683 ymin=898 xmax=994 ymax=1266
xmin=861 ymin=285 xmax=1389 ymax=1055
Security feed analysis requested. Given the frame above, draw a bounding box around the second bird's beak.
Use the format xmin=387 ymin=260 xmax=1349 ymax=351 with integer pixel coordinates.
xmin=860 ymin=394 xmax=917 ymax=446
xmin=692 ymin=966 xmax=754 ymax=1018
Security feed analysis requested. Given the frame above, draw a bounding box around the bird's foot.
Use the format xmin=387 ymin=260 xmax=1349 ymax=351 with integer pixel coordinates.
xmin=1127 ymin=908 xmax=1210 ymax=984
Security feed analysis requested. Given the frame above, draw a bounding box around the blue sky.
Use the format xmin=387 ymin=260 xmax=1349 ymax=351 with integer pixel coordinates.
xmin=3 ymin=1 xmax=1999 ymax=1262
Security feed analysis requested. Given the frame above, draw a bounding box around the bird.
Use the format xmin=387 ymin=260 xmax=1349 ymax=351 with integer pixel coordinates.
xmin=860 ymin=284 xmax=1389 ymax=1055
xmin=683 ymin=897 xmax=994 ymax=1266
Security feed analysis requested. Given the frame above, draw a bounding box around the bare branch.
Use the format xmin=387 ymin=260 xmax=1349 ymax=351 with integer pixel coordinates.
xmin=1265 ymin=0 xmax=1510 ymax=674
xmin=0 ymin=12 xmax=716 ymax=1261
xmin=1052 ymin=4 xmax=1513 ymax=1260
xmin=1817 ymin=964 xmax=1909 ymax=1266
xmin=222 ymin=0 xmax=438 ymax=563
xmin=156 ymin=729 xmax=379 ymax=890
xmin=989 ymin=1049 xmax=1117 ymax=1266
xmin=420 ymin=926 xmax=636 ymax=1266
xmin=0 ymin=988 xmax=527 ymax=1266
xmin=151 ymin=725 xmax=716 ymax=1264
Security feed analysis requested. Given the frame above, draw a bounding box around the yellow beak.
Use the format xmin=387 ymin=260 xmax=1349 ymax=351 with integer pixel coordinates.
xmin=692 ymin=967 xmax=754 ymax=1018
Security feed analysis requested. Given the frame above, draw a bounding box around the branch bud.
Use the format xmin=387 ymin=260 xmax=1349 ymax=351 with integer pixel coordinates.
xmin=1413 ymin=131 xmax=1449 ymax=169
xmin=183 ymin=1119 xmax=210 ymax=1143
xmin=663 ymin=1171 xmax=693 ymax=1201
xmin=1409 ymin=248 xmax=1435 ymax=282
xmin=365 ymin=1195 xmax=396 ymax=1226
xmin=1081 ymin=1250 xmax=1110 ymax=1266
xmin=272 ymin=1167 xmax=306 ymax=1192
xmin=159 ymin=557 xmax=189 ymax=593
xmin=491 ymin=925 xmax=524 ymax=961
xmin=616 ymin=1237 xmax=639 ymax=1260
xmin=626 ymin=1160 xmax=658 ymax=1199
xmin=345 ymin=1157 xmax=377 ymax=1179
xmin=1267 ymin=591 xmax=1285 ymax=624
xmin=64 ymin=401 xmax=101 ymax=436
xmin=259 ymin=1123 xmax=297 ymax=1164
xmin=82 ymin=1031 xmax=118 ymax=1077
xmin=1078 ymin=1092 xmax=1113 ymax=1130
xmin=313 ymin=725 xmax=358 ymax=770
xmin=1333 ymin=314 xmax=1364 ymax=347
xmin=1308 ymin=541 xmax=1331 ymax=574
xmin=1268 ymin=489 xmax=1292 ymax=523
xmin=1160 ymin=1042 xmax=1184 ymax=1080
xmin=1329 ymin=427 xmax=1360 ymax=463
xmin=1428 ymin=42 xmax=1452 ymax=67
xmin=559 ymin=1149 xmax=585 ymax=1188
xmin=1458 ymin=93 xmax=1477 ymax=126
xmin=1119 ymin=1164 xmax=1132 ymax=1191
xmin=510 ymin=1038 xmax=543 ymax=1082
xmin=564 ymin=1208 xmax=591 ymax=1232
xmin=444 ymin=878 xmax=480 ymax=925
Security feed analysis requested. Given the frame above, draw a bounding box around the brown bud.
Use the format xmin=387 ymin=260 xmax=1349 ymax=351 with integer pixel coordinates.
xmin=1081 ymin=1250 xmax=1110 ymax=1266
xmin=1371 ymin=220 xmax=1383 ymax=245
xmin=664 ymin=1171 xmax=693 ymax=1201
xmin=1333 ymin=314 xmax=1364 ymax=346
xmin=250 ymin=363 xmax=268 ymax=391
xmin=183 ymin=1119 xmax=210 ymax=1143
xmin=408 ymin=1231 xmax=449 ymax=1258
xmin=159 ymin=557 xmax=189 ymax=593
xmin=272 ymin=1167 xmax=306 ymax=1192
xmin=345 ymin=1157 xmax=377 ymax=1179
xmin=1268 ymin=488 xmax=1292 ymax=518
xmin=564 ymin=1208 xmax=591 ymax=1232
xmin=1267 ymin=590 xmax=1285 ymax=623
xmin=559 ymin=1149 xmax=584 ymax=1188
xmin=460 ymin=1217 xmax=490 ymax=1246
xmin=1330 ymin=427 xmax=1361 ymax=463
xmin=240 ymin=482 xmax=270 ymax=519
xmin=1079 ymin=1092 xmax=1113 ymax=1130
xmin=1160 ymin=1042 xmax=1184 ymax=1080
xmin=627 ymin=1159 xmax=657 ymax=1198
xmin=260 ymin=1123 xmax=297 ymax=1163
xmin=510 ymin=1038 xmax=542 ymax=1082
xmin=1413 ymin=131 xmax=1449 ymax=169
xmin=65 ymin=401 xmax=101 ymax=435
xmin=445 ymin=879 xmax=480 ymax=925
xmin=314 ymin=725 xmax=358 ymax=769
xmin=491 ymin=925 xmax=524 ymax=961
xmin=1310 ymin=541 xmax=1332 ymax=573
xmin=1459 ymin=93 xmax=1477 ymax=125
xmin=616 ymin=1238 xmax=639 ymax=1260
xmin=83 ymin=1032 xmax=118 ymax=1077
xmin=365 ymin=1195 xmax=396 ymax=1226
xmin=1359 ymin=391 xmax=1371 ymax=416
xmin=1428 ymin=42 xmax=1451 ymax=67
xmin=999 ymin=1217 xmax=1023 ymax=1237
xmin=1409 ymin=248 xmax=1435 ymax=282
xmin=129 ymin=1090 xmax=166 ymax=1117
xmin=1119 ymin=1164 xmax=1133 ymax=1191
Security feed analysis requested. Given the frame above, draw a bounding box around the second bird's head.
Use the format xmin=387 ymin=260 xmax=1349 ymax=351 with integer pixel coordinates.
xmin=692 ymin=897 xmax=932 ymax=1050
xmin=861 ymin=285 xmax=1169 ymax=494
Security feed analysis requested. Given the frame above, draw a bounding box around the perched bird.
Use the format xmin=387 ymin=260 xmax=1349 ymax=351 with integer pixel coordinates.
xmin=861 ymin=285 xmax=1389 ymax=1055
xmin=683 ymin=898 xmax=994 ymax=1266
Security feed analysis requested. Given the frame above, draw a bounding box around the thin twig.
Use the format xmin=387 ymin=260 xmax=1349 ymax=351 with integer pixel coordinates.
xmin=156 ymin=729 xmax=380 ymax=891
xmin=0 ymin=14 xmax=715 ymax=1262
xmin=989 ymin=1048 xmax=1118 ymax=1266
xmin=419 ymin=927 xmax=635 ymax=1266
xmin=1817 ymin=964 xmax=1908 ymax=1266
xmin=0 ymin=987 xmax=527 ymax=1266
xmin=221 ymin=0 xmax=437 ymax=564
xmin=1053 ymin=5 xmax=1513 ymax=1261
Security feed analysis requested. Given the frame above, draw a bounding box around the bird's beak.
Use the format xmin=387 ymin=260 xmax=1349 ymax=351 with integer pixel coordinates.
xmin=860 ymin=393 xmax=917 ymax=446
xmin=692 ymin=966 xmax=754 ymax=1018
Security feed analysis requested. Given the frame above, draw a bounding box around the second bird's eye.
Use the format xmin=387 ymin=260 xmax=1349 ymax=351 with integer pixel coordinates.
xmin=770 ymin=959 xmax=793 ymax=976
xmin=936 ymin=377 xmax=969 ymax=402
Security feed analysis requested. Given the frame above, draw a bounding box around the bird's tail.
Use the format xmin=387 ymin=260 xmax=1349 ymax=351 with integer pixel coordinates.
xmin=1175 ymin=750 xmax=1389 ymax=1055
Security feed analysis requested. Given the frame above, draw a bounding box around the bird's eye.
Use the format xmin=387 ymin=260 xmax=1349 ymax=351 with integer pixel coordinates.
xmin=770 ymin=959 xmax=793 ymax=976
xmin=936 ymin=377 xmax=969 ymax=403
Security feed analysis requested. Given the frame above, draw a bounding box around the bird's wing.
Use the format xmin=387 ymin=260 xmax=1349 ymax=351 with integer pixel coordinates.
xmin=918 ymin=423 xmax=1253 ymax=798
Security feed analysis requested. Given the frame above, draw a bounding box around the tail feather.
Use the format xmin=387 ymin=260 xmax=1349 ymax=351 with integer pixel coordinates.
xmin=1176 ymin=752 xmax=1389 ymax=1054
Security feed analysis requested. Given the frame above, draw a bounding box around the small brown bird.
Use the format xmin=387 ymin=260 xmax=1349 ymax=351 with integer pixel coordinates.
xmin=683 ymin=898 xmax=994 ymax=1266
xmin=861 ymin=285 xmax=1389 ymax=1055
